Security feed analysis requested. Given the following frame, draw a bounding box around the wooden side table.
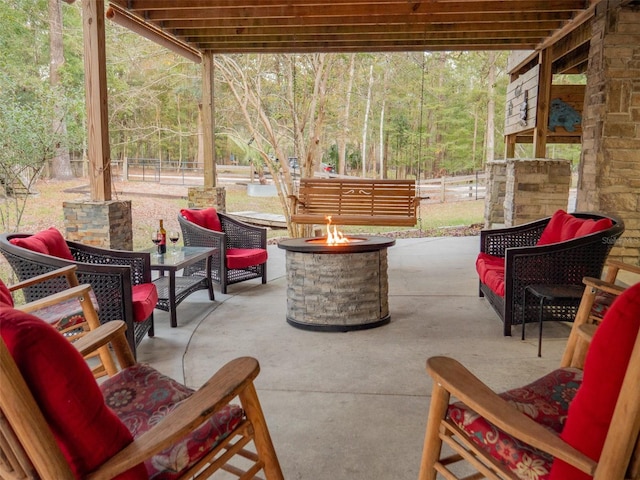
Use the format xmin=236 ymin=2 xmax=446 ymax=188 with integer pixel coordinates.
xmin=524 ymin=284 xmax=584 ymax=357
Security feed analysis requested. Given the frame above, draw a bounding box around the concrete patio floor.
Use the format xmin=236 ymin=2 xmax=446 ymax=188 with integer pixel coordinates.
xmin=136 ymin=235 xmax=574 ymax=480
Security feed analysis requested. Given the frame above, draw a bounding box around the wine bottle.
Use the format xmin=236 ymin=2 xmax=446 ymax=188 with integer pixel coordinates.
xmin=158 ymin=219 xmax=167 ymax=254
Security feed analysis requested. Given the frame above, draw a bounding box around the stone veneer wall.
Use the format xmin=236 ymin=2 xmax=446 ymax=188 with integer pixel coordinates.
xmin=63 ymin=200 xmax=132 ymax=250
xmin=484 ymin=160 xmax=507 ymax=228
xmin=484 ymin=158 xmax=572 ymax=228
xmin=578 ymin=3 xmax=640 ymax=265
xmin=504 ymin=158 xmax=572 ymax=226
xmin=187 ymin=186 xmax=226 ymax=212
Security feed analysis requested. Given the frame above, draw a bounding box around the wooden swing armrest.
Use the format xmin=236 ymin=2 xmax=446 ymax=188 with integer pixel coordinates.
xmin=427 ymin=356 xmax=597 ymax=475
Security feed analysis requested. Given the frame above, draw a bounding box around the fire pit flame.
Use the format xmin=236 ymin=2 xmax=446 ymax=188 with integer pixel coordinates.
xmin=325 ymin=216 xmax=350 ymax=245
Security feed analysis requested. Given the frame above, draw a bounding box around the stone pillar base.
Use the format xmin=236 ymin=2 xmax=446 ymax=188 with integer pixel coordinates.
xmin=484 ymin=160 xmax=507 ymax=228
xmin=504 ymin=158 xmax=571 ymax=227
xmin=188 ymin=186 xmax=226 ymax=212
xmin=63 ymin=200 xmax=133 ymax=250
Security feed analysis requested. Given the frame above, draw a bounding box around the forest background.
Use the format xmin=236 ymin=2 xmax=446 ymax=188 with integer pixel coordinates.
xmin=1 ymin=0 xmax=581 ymax=233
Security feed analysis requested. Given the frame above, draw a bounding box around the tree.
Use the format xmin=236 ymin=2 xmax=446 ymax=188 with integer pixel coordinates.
xmin=48 ymin=0 xmax=73 ymax=179
xmin=214 ymin=54 xmax=333 ymax=237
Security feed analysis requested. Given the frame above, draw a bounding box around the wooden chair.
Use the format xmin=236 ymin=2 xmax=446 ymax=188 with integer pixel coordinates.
xmin=418 ymin=281 xmax=640 ymax=480
xmin=0 ymin=309 xmax=284 ymax=479
xmin=0 ymin=228 xmax=157 ymax=358
xmin=1 ymin=265 xmax=117 ymax=378
xmin=561 ymin=259 xmax=640 ymax=369
xmin=179 ymin=208 xmax=268 ymax=294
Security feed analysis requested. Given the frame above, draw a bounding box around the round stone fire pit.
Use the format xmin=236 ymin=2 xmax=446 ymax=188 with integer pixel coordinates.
xmin=278 ymin=236 xmax=395 ymax=331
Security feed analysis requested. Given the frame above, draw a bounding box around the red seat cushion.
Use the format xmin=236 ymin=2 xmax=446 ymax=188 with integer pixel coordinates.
xmin=448 ymin=367 xmax=583 ymax=480
xmin=9 ymin=227 xmax=74 ymax=260
xmin=226 ymin=248 xmax=268 ymax=270
xmin=475 ymin=252 xmax=505 ymax=297
xmin=537 ymin=210 xmax=612 ymax=245
xmin=180 ymin=208 xmax=222 ymax=232
xmin=132 ymin=283 xmax=158 ymax=322
xmin=30 ymin=290 xmax=99 ymax=331
xmin=101 ymin=363 xmax=244 ymax=479
xmin=0 ymin=308 xmax=146 ymax=479
xmin=550 ymin=282 xmax=640 ymax=479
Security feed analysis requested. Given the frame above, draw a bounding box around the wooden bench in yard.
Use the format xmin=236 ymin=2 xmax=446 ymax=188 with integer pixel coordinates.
xmin=290 ymin=178 xmax=420 ymax=226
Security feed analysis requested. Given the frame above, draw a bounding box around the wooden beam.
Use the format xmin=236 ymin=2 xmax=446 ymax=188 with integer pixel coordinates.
xmin=534 ymin=49 xmax=552 ymax=158
xmin=81 ymin=0 xmax=111 ymax=201
xmin=201 ymin=52 xmax=216 ymax=188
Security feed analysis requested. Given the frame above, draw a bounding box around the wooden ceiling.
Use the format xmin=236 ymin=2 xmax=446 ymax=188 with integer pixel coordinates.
xmin=106 ymin=0 xmax=597 ymax=56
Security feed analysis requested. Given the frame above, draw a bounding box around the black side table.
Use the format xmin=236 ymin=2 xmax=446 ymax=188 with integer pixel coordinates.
xmin=524 ymin=284 xmax=584 ymax=357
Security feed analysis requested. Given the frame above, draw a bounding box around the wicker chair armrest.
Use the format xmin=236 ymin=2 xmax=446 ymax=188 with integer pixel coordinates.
xmin=218 ymin=213 xmax=267 ymax=250
xmin=178 ymin=215 xmax=225 ymax=249
xmin=480 ymin=217 xmax=548 ymax=256
xmin=7 ymin=265 xmax=79 ymax=293
xmin=67 ymin=241 xmax=151 ymax=285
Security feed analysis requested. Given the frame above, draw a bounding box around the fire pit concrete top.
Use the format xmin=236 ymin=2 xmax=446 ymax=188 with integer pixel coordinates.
xmin=278 ymin=235 xmax=395 ymax=254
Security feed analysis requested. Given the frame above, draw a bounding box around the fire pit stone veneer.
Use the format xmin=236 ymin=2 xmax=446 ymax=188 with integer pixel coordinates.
xmin=278 ymin=236 xmax=395 ymax=331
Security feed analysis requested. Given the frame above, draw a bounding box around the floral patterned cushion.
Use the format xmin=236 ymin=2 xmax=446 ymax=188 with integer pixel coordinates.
xmin=29 ymin=290 xmax=99 ymax=331
xmin=447 ymin=367 xmax=583 ymax=480
xmin=100 ymin=363 xmax=244 ymax=479
xmin=590 ymin=291 xmax=615 ymax=322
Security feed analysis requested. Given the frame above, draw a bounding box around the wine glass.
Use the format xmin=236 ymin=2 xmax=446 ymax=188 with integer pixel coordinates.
xmin=169 ymin=230 xmax=180 ymax=253
xmin=151 ymin=230 xmax=162 ymax=256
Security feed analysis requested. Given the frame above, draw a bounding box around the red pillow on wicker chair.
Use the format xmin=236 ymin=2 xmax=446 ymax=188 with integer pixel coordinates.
xmin=9 ymin=227 xmax=74 ymax=260
xmin=549 ymin=282 xmax=640 ymax=479
xmin=180 ymin=208 xmax=222 ymax=232
xmin=0 ymin=308 xmax=147 ymax=479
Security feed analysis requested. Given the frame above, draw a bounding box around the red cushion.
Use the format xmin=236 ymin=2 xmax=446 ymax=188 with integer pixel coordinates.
xmin=550 ymin=282 xmax=640 ymax=479
xmin=537 ymin=210 xmax=612 ymax=245
xmin=0 ymin=279 xmax=13 ymax=307
xmin=10 ymin=235 xmax=49 ymax=255
xmin=574 ymin=217 xmax=612 ymax=238
xmin=131 ymin=283 xmax=158 ymax=322
xmin=101 ymin=363 xmax=244 ymax=478
xmin=9 ymin=228 xmax=74 ymax=260
xmin=0 ymin=308 xmax=147 ymax=479
xmin=475 ymin=252 xmax=505 ymax=297
xmin=180 ymin=208 xmax=222 ymax=232
xmin=226 ymin=248 xmax=268 ymax=270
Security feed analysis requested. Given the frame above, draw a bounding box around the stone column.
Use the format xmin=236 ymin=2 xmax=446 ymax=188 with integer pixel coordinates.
xmin=187 ymin=186 xmax=226 ymax=212
xmin=503 ymin=158 xmax=572 ymax=227
xmin=484 ymin=160 xmax=507 ymax=228
xmin=578 ymin=3 xmax=640 ymax=264
xmin=63 ymin=200 xmax=132 ymax=250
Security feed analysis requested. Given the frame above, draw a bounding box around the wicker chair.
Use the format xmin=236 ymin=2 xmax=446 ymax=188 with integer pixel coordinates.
xmin=477 ymin=211 xmax=624 ymax=336
xmin=178 ymin=208 xmax=268 ymax=294
xmin=0 ymin=231 xmax=155 ymax=358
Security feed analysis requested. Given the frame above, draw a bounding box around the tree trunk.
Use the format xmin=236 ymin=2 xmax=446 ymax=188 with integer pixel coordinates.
xmin=362 ymin=63 xmax=374 ymax=177
xmin=486 ymin=52 xmax=496 ymax=164
xmin=337 ymin=54 xmax=355 ymax=175
xmin=49 ymin=0 xmax=73 ymax=179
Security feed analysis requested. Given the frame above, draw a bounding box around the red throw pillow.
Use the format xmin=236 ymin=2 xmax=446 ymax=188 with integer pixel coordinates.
xmin=574 ymin=217 xmax=612 ymax=238
xmin=181 ymin=208 xmax=222 ymax=232
xmin=0 ymin=308 xmax=147 ymax=479
xmin=9 ymin=227 xmax=74 ymax=260
xmin=537 ymin=210 xmax=612 ymax=245
xmin=549 ymin=282 xmax=640 ymax=479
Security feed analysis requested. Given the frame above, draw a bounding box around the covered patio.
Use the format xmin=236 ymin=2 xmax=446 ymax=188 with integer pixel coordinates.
xmin=136 ymin=235 xmax=572 ymax=479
